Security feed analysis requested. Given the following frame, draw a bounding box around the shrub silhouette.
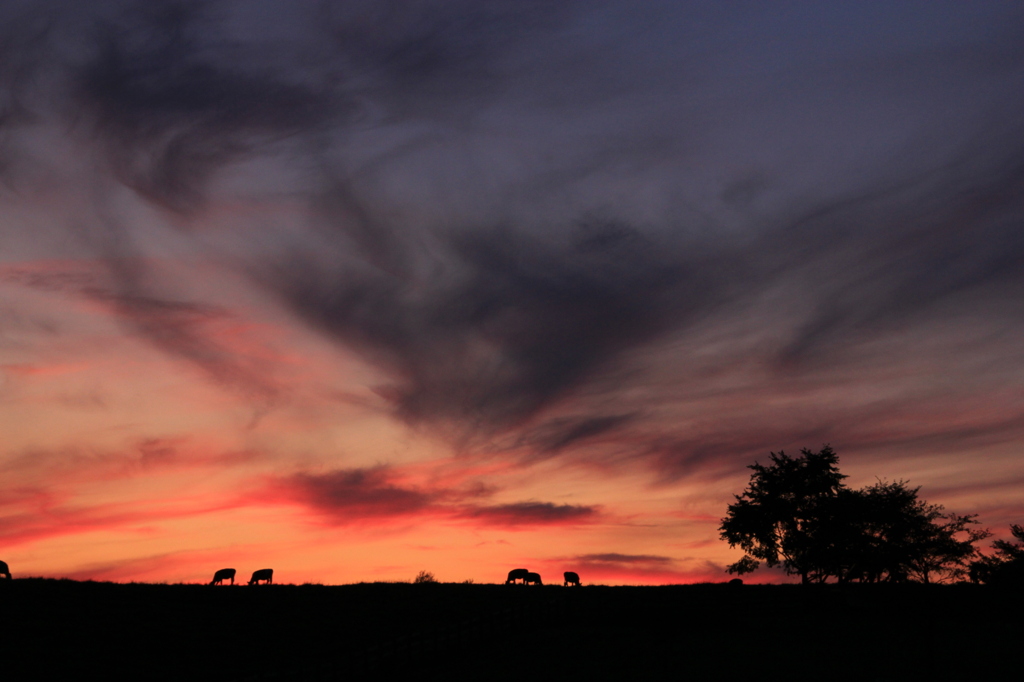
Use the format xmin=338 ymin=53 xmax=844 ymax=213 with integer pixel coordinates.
xmin=413 ymin=570 xmax=437 ymax=584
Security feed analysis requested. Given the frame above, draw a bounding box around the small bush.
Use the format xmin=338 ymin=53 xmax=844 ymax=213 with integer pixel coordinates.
xmin=413 ymin=570 xmax=437 ymax=584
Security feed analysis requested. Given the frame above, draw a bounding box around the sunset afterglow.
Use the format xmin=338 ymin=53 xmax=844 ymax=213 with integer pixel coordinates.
xmin=2 ymin=0 xmax=1023 ymax=586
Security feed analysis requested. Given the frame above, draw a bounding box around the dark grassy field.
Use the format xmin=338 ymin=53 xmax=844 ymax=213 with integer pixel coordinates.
xmin=1 ymin=579 xmax=1019 ymax=681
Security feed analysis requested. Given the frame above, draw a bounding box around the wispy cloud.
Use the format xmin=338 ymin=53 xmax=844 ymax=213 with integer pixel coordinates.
xmin=0 ymin=494 xmax=245 ymax=547
xmin=3 ymin=0 xmax=1024 ymax=582
xmin=2 ymin=260 xmax=287 ymax=399
xmin=0 ymin=437 xmax=261 ymax=486
xmin=4 ymin=3 xmax=1023 ymax=466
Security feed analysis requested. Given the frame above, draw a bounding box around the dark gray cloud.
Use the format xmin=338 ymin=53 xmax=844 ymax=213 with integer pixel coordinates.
xmin=0 ymin=4 xmax=51 ymax=183
xmin=764 ymin=152 xmax=1024 ymax=365
xmin=269 ymin=467 xmax=435 ymax=519
xmin=514 ymin=413 xmax=638 ymax=454
xmin=318 ymin=0 xmax=580 ymax=117
xmin=73 ymin=1 xmax=341 ymax=213
xmin=3 ymin=0 xmax=1024 ymax=476
xmin=456 ymin=501 xmax=598 ymax=525
xmin=273 ymin=220 xmax=741 ymax=435
xmin=572 ymin=553 xmax=673 ymax=565
xmin=266 ymin=466 xmax=597 ymax=525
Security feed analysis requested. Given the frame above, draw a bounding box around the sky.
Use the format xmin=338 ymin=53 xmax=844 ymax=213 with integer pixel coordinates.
xmin=2 ymin=0 xmax=1023 ymax=585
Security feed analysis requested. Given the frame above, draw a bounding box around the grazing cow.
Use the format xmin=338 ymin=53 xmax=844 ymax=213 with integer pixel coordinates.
xmin=210 ymin=568 xmax=236 ymax=585
xmin=506 ymin=568 xmax=530 ymax=584
xmin=249 ymin=568 xmax=274 ymax=585
xmin=563 ymin=571 xmax=580 ymax=587
xmin=525 ymin=572 xmax=543 ymax=585
xmin=0 ymin=560 xmax=10 ymax=579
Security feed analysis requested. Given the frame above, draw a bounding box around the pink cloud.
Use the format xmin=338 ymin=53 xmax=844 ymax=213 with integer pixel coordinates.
xmin=1 ymin=362 xmax=90 ymax=377
xmin=0 ymin=495 xmax=248 ymax=547
xmin=2 ymin=438 xmax=262 ymax=485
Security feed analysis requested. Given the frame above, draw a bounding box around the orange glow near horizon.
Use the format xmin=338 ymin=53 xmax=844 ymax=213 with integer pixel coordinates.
xmin=3 ymin=253 xmax=1023 ymax=587
xmin=4 ymin=3 xmax=1024 ymax=586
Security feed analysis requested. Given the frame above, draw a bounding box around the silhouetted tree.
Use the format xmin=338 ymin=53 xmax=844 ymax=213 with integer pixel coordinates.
xmin=720 ymin=447 xmax=988 ymax=583
xmin=719 ymin=446 xmax=847 ymax=584
xmin=842 ymin=480 xmax=988 ymax=583
xmin=970 ymin=524 xmax=1024 ymax=585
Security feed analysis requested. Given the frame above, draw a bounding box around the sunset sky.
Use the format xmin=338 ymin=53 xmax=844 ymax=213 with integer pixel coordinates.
xmin=2 ymin=0 xmax=1023 ymax=585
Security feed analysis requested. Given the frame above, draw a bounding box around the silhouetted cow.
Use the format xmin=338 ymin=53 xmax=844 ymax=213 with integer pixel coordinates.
xmin=249 ymin=568 xmax=273 ymax=585
xmin=506 ymin=568 xmax=530 ymax=584
xmin=210 ymin=568 xmax=236 ymax=585
xmin=525 ymin=572 xmax=543 ymax=585
xmin=563 ymin=571 xmax=580 ymax=586
xmin=0 ymin=560 xmax=10 ymax=579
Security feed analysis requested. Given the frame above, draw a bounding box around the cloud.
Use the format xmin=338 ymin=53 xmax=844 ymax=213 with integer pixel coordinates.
xmin=273 ymin=221 xmax=735 ymax=437
xmin=0 ymin=437 xmax=261 ymax=487
xmin=0 ymin=494 xmax=245 ymax=547
xmin=264 ymin=466 xmax=435 ymax=520
xmin=259 ymin=465 xmax=599 ymax=527
xmin=456 ymin=501 xmax=598 ymax=526
xmin=318 ymin=0 xmax=579 ymax=114
xmin=572 ymin=553 xmax=673 ymax=566
xmin=2 ymin=0 xmax=1024 ymax=481
xmin=761 ymin=158 xmax=1024 ymax=366
xmin=511 ymin=413 xmax=638 ymax=455
xmin=1 ymin=260 xmax=285 ymax=399
xmin=73 ymin=1 xmax=342 ymax=214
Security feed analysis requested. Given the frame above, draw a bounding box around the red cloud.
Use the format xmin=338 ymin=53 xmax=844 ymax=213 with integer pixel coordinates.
xmin=2 ymin=439 xmax=262 ymax=486
xmin=0 ymin=496 xmax=248 ymax=548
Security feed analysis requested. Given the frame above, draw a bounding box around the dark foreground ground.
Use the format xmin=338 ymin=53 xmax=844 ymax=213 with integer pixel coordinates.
xmin=1 ymin=579 xmax=1020 ymax=681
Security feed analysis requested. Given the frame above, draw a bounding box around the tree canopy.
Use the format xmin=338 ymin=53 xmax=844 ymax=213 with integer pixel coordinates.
xmin=970 ymin=524 xmax=1024 ymax=585
xmin=719 ymin=446 xmax=988 ymax=584
xmin=718 ymin=446 xmax=846 ymax=584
